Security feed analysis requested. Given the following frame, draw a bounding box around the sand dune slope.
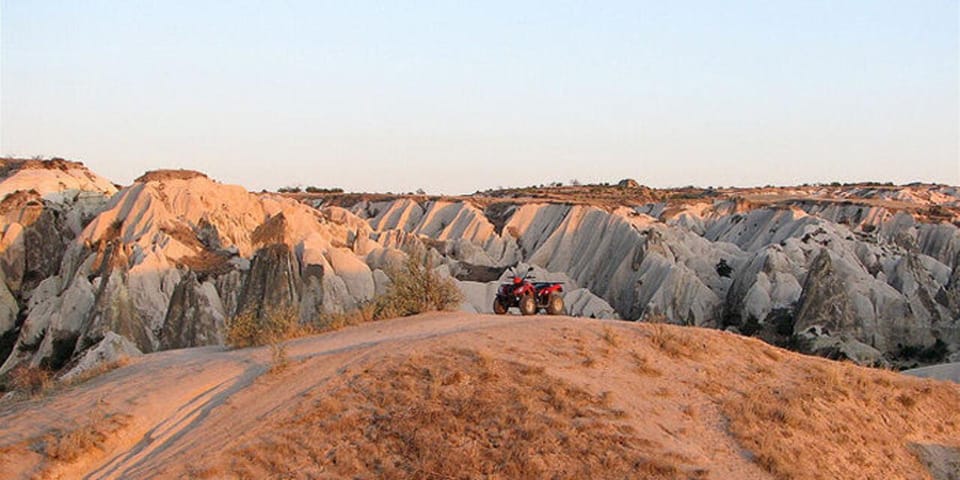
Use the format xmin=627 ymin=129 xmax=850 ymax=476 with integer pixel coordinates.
xmin=1 ymin=313 xmax=959 ymax=479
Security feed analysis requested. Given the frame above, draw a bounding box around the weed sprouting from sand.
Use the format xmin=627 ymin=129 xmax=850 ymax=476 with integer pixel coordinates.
xmin=895 ymin=393 xmax=916 ymax=409
xmin=228 ymin=305 xmax=302 ymax=375
xmin=582 ymin=355 xmax=597 ymax=367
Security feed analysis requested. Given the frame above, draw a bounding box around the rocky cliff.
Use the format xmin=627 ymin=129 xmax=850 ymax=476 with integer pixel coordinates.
xmin=0 ymin=162 xmax=393 ymax=376
xmin=0 ymin=160 xmax=957 ymax=374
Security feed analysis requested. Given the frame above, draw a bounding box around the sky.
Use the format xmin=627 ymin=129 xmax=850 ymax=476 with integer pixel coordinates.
xmin=1 ymin=1 xmax=958 ymax=194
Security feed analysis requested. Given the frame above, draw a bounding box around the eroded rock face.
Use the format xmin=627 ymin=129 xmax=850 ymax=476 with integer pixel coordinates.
xmin=347 ymin=186 xmax=960 ymax=367
xmin=236 ymin=244 xmax=302 ymax=318
xmin=0 ymin=165 xmax=381 ymax=374
xmin=1 ymin=161 xmax=958 ymax=372
xmin=161 ymin=272 xmax=226 ymax=349
xmin=58 ymin=331 xmax=142 ymax=383
xmin=0 ymin=161 xmax=118 ymax=373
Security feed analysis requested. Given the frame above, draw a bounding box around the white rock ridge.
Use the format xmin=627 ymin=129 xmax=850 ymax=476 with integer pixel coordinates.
xmin=344 ymin=185 xmax=960 ymax=367
xmin=0 ymin=167 xmax=384 ymax=374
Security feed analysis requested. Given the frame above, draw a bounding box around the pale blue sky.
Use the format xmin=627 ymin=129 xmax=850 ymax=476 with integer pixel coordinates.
xmin=1 ymin=1 xmax=957 ymax=193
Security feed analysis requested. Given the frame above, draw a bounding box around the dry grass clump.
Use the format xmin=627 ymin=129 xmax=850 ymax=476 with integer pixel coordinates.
xmin=62 ymin=359 xmax=130 ymax=387
xmin=43 ymin=410 xmax=131 ymax=464
xmin=220 ymin=349 xmax=696 ymax=479
xmin=374 ymin=248 xmax=463 ymax=320
xmin=2 ymin=360 xmax=130 ymax=402
xmin=227 ymin=306 xmax=308 ymax=373
xmin=722 ymin=360 xmax=960 ymax=479
xmin=268 ymin=343 xmax=289 ymax=373
xmin=600 ymin=325 xmax=620 ymax=347
xmin=647 ymin=323 xmax=700 ymax=359
xmin=313 ymin=301 xmax=378 ymax=332
xmin=227 ymin=305 xmax=302 ymax=349
xmin=6 ymin=365 xmax=53 ymax=397
xmin=630 ymin=350 xmax=663 ymax=377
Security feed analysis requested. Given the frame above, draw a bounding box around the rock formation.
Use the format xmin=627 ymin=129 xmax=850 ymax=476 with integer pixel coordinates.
xmin=0 ymin=159 xmax=957 ymax=371
xmin=347 ymin=185 xmax=960 ymax=367
xmin=0 ymin=163 xmax=386 ymax=375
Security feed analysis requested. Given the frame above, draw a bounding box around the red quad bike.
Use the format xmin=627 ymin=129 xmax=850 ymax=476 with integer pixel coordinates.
xmin=493 ymin=267 xmax=565 ymax=315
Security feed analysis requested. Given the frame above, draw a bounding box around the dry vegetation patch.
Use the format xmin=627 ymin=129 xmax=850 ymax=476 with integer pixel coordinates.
xmin=373 ymin=248 xmax=463 ymax=319
xmin=227 ymin=305 xmax=303 ymax=349
xmin=722 ymin=360 xmax=960 ymax=479
xmin=43 ymin=410 xmax=131 ymax=463
xmin=218 ymin=349 xmax=701 ymax=479
xmin=4 ymin=365 xmax=54 ymax=397
xmin=647 ymin=322 xmax=706 ymax=360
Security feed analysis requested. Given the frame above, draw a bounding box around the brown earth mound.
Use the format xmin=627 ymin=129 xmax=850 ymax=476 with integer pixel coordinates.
xmin=1 ymin=314 xmax=958 ymax=480
xmin=216 ymin=348 xmax=700 ymax=479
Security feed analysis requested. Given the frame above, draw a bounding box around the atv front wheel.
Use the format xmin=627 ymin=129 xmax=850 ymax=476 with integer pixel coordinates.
xmin=519 ymin=294 xmax=537 ymax=315
xmin=546 ymin=293 xmax=565 ymax=315
xmin=493 ymin=297 xmax=508 ymax=315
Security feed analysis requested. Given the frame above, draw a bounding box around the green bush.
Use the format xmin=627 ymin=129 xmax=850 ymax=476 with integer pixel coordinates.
xmin=375 ymin=249 xmax=463 ymax=319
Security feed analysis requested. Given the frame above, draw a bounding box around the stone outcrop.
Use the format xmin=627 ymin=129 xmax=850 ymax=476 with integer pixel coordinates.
xmin=347 ymin=185 xmax=960 ymax=367
xmin=0 ymin=164 xmax=382 ymax=375
xmin=58 ymin=331 xmax=141 ymax=383
xmin=0 ymin=160 xmax=117 ymax=371
xmin=160 ymin=272 xmax=226 ymax=349
xmin=0 ymin=161 xmax=957 ymax=372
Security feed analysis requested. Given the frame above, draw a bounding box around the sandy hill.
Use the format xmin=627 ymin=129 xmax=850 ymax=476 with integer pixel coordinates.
xmin=1 ymin=313 xmax=958 ymax=480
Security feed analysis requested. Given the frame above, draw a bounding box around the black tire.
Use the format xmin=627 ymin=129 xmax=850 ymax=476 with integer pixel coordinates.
xmin=546 ymin=293 xmax=565 ymax=315
xmin=519 ymin=294 xmax=537 ymax=315
xmin=493 ymin=297 xmax=508 ymax=315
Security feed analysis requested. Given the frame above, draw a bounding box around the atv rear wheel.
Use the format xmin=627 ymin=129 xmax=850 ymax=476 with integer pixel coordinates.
xmin=493 ymin=297 xmax=508 ymax=315
xmin=519 ymin=294 xmax=537 ymax=315
xmin=546 ymin=293 xmax=565 ymax=315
